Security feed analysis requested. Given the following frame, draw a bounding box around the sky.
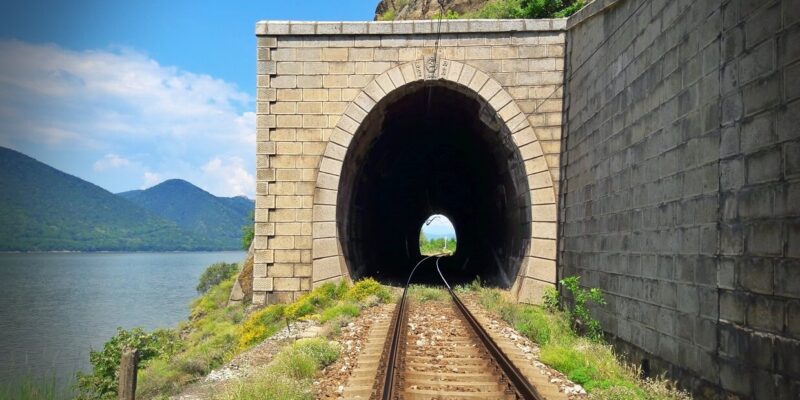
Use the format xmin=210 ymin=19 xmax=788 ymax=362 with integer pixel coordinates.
xmin=0 ymin=0 xmax=377 ymax=198
xmin=421 ymin=214 xmax=457 ymax=239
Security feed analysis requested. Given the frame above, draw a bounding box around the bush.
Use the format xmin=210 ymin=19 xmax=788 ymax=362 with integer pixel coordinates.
xmin=137 ymin=269 xmax=243 ymax=398
xmin=217 ymin=371 xmax=311 ymax=400
xmin=241 ymin=211 xmax=254 ymax=250
xmin=219 ymin=338 xmax=340 ymax=400
xmin=344 ymin=278 xmax=391 ymax=303
xmin=76 ymin=328 xmax=180 ymax=399
xmin=284 ymin=281 xmax=348 ymax=320
xmin=196 ymin=262 xmax=239 ymax=294
xmin=270 ymin=338 xmax=340 ymax=380
xmin=319 ymin=303 xmax=360 ymax=324
xmin=465 ymin=0 xmax=584 ymax=19
xmin=238 ymin=304 xmax=287 ymax=350
xmin=561 ymin=276 xmax=606 ymax=340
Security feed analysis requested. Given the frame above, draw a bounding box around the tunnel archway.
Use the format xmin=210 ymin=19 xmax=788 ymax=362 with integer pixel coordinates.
xmin=338 ymin=80 xmax=530 ymax=287
xmin=311 ymin=61 xmax=558 ymax=301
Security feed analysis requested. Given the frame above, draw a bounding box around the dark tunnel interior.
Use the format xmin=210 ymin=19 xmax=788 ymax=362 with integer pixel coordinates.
xmin=337 ymin=81 xmax=531 ymax=287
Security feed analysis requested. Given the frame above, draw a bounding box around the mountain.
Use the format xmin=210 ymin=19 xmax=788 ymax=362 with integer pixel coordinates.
xmin=0 ymin=146 xmax=215 ymax=251
xmin=0 ymin=146 xmax=251 ymax=251
xmin=118 ymin=179 xmax=253 ymax=249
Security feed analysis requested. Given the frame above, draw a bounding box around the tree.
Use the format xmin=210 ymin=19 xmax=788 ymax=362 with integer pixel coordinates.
xmin=241 ymin=210 xmax=254 ymax=249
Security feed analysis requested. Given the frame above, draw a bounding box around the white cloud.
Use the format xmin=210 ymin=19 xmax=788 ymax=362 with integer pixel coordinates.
xmin=93 ymin=153 xmax=131 ymax=171
xmin=142 ymin=171 xmax=164 ymax=188
xmin=201 ymin=156 xmax=255 ymax=197
xmin=0 ymin=39 xmax=255 ymax=197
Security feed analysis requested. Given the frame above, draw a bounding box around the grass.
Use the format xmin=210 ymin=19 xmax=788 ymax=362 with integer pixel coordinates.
xmin=215 ymin=338 xmax=340 ymax=400
xmin=408 ymin=284 xmax=448 ymax=302
xmin=136 ymin=272 xmax=245 ymax=398
xmin=0 ymin=373 xmax=67 ymax=400
xmin=470 ymin=285 xmax=691 ymax=400
xmin=133 ymin=276 xmax=393 ymax=399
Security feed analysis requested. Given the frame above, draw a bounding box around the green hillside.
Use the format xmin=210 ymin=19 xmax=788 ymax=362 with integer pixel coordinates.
xmin=0 ymin=146 xmax=238 ymax=251
xmin=118 ymin=179 xmax=253 ymax=249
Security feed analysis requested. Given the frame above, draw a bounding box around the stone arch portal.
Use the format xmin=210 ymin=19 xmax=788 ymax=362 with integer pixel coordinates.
xmin=311 ymin=59 xmax=557 ymax=303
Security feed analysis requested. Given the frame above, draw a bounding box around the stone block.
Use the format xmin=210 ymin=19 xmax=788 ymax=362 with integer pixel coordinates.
xmin=253 ymin=263 xmax=268 ymax=278
xmin=274 ymin=277 xmax=301 ymax=291
xmin=747 ymin=296 xmax=785 ymax=333
xmin=269 ymin=263 xmax=294 ymax=277
xmin=746 ymin=147 xmax=781 ymax=184
xmin=312 ymin=256 xmax=341 ymax=282
xmin=312 ymin=238 xmax=338 ymax=259
xmin=517 ymin=277 xmax=553 ymax=305
xmin=525 ymin=257 xmax=556 ymax=282
xmin=746 ymin=221 xmax=783 ymax=256
xmin=253 ymin=277 xmax=274 ymax=292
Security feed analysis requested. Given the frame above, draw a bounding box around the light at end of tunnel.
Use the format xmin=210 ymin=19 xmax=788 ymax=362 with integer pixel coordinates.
xmin=420 ymin=214 xmax=457 ymax=256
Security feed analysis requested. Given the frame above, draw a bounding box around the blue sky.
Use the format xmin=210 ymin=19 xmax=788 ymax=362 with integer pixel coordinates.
xmin=421 ymin=215 xmax=457 ymax=239
xmin=0 ymin=0 xmax=376 ymax=197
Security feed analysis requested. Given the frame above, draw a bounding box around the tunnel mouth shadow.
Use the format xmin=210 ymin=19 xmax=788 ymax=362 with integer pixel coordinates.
xmin=337 ymin=80 xmax=531 ymax=288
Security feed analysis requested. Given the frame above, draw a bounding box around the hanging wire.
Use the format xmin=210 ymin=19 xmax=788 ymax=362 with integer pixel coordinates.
xmin=425 ymin=0 xmax=447 ymax=117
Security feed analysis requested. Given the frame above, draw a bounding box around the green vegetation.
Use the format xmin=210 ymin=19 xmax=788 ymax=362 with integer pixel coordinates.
xmin=0 ymin=146 xmax=253 ymax=251
xmin=419 ymin=231 xmax=456 ymax=255
xmin=241 ymin=211 xmax=254 ymax=250
xmin=464 ymin=0 xmax=585 ymax=18
xmin=196 ymin=262 xmax=239 ymax=294
xmin=408 ymin=284 xmax=448 ymax=302
xmin=560 ymin=276 xmax=606 ymax=340
xmin=119 ymin=179 xmax=254 ymax=250
xmin=0 ymin=373 xmax=65 ymax=400
xmin=215 ymin=338 xmax=340 ymax=400
xmin=379 ymin=0 xmax=584 ymax=21
xmin=76 ymin=328 xmax=181 ymax=399
xmin=137 ymin=268 xmax=245 ymax=398
xmin=430 ymin=9 xmax=462 ymax=20
xmin=378 ymin=9 xmax=396 ymax=21
xmin=464 ymin=279 xmax=690 ymax=399
xmin=74 ymin=262 xmax=393 ymax=399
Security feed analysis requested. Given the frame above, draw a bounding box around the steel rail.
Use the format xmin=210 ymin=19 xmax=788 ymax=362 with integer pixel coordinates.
xmin=436 ymin=257 xmax=543 ymax=400
xmin=379 ymin=255 xmax=436 ymax=400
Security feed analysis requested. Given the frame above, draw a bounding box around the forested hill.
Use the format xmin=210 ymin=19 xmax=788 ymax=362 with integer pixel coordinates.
xmin=0 ymin=146 xmax=251 ymax=251
xmin=119 ymin=179 xmax=253 ymax=248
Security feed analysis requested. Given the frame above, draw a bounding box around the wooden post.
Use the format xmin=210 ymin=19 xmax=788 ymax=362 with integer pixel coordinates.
xmin=118 ymin=347 xmax=138 ymax=400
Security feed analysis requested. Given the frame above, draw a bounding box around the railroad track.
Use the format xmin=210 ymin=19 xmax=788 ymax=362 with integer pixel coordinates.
xmin=367 ymin=255 xmax=544 ymax=400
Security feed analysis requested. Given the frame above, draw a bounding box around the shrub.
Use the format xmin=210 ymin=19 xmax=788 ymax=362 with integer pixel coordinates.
xmin=319 ymin=303 xmax=360 ymax=324
xmin=270 ymin=338 xmax=340 ymax=380
xmin=196 ymin=262 xmax=239 ymax=294
xmin=345 ymin=278 xmax=391 ymax=303
xmin=284 ymin=281 xmax=349 ymax=321
xmin=378 ymin=9 xmax=396 ymax=21
xmin=76 ymin=328 xmax=180 ymax=399
xmin=542 ymin=287 xmax=559 ymax=311
xmin=560 ymin=276 xmax=606 ymax=340
xmin=137 ymin=271 xmax=243 ymax=398
xmin=237 ymin=304 xmax=286 ymax=350
xmin=241 ymin=211 xmax=254 ymax=250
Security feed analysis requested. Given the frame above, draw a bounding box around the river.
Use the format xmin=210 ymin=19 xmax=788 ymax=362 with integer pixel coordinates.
xmin=0 ymin=251 xmax=246 ymax=394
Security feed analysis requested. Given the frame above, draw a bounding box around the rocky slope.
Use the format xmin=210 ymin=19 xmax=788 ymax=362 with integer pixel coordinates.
xmin=374 ymin=0 xmax=490 ymax=20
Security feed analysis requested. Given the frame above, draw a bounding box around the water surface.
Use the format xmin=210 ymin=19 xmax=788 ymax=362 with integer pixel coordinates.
xmin=0 ymin=251 xmax=245 ymax=392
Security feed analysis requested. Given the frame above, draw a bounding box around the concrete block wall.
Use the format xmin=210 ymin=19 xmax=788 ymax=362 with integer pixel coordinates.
xmin=562 ymin=0 xmax=800 ymax=396
xmin=254 ymin=20 xmax=566 ymax=305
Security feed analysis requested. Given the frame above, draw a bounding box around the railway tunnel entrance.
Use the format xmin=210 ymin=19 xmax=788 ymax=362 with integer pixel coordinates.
xmin=337 ymin=80 xmax=532 ymax=288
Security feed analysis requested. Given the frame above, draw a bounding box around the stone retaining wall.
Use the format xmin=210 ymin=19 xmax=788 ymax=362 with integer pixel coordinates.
xmin=562 ymin=0 xmax=800 ymax=397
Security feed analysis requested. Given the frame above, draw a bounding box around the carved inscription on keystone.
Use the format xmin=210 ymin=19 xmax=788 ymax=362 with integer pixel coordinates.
xmin=418 ymin=57 xmax=449 ymax=80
